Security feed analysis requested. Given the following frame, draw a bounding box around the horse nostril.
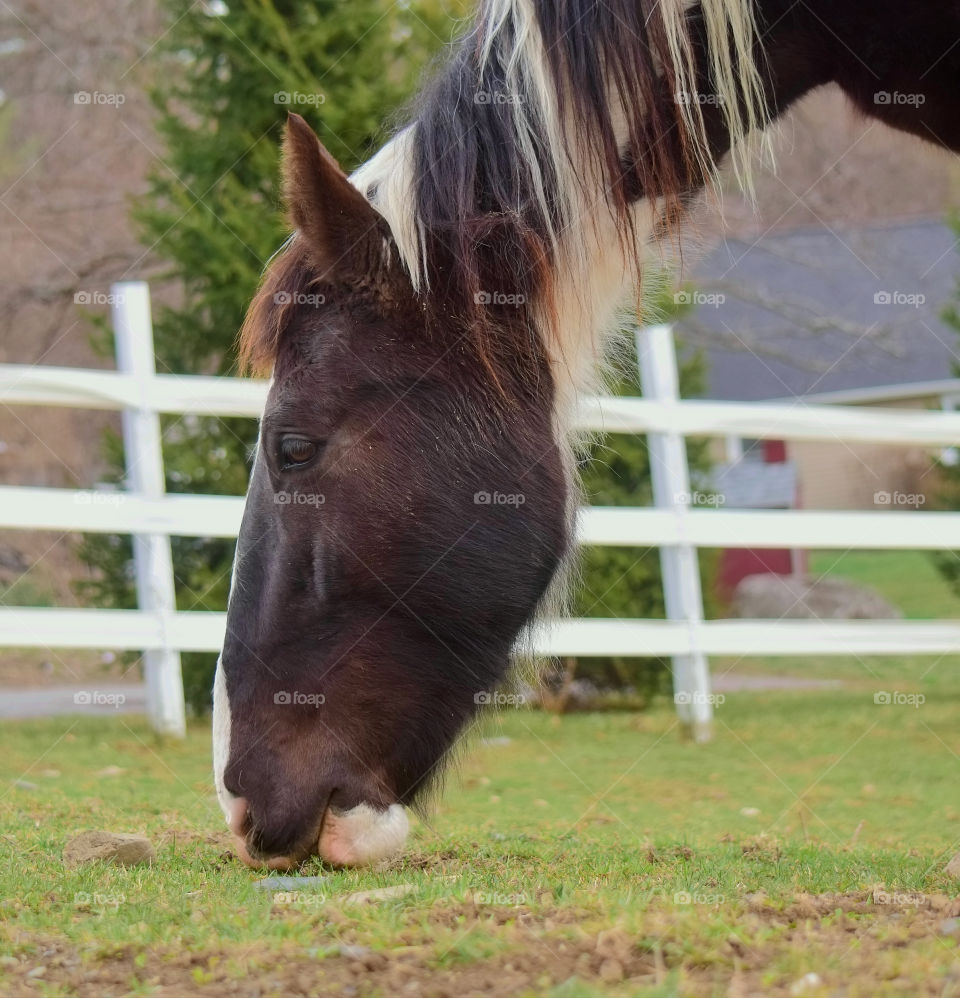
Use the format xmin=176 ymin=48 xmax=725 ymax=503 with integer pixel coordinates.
xmin=228 ymin=796 xmax=249 ymax=837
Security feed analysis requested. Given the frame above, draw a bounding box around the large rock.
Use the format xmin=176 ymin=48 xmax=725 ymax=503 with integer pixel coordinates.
xmin=63 ymin=831 xmax=154 ymax=868
xmin=732 ymin=574 xmax=901 ymax=620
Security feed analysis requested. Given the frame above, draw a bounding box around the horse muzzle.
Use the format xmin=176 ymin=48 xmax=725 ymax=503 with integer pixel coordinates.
xmin=228 ymin=796 xmax=409 ymax=869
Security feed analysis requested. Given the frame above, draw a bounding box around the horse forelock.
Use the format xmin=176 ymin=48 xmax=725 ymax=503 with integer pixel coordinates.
xmin=237 ymin=236 xmax=317 ymax=376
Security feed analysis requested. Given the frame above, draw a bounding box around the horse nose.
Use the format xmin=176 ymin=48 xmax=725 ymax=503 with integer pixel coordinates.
xmin=228 ymin=796 xmax=249 ymax=837
xmin=229 ymin=798 xmax=303 ymax=870
xmin=226 ymin=796 xmax=291 ymax=868
xmin=229 ymin=789 xmax=327 ymax=868
xmin=233 ymin=837 xmax=299 ymax=870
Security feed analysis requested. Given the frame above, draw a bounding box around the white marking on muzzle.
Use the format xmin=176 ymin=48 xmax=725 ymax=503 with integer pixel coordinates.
xmin=212 ymin=658 xmax=236 ymax=824
xmin=318 ymin=803 xmax=410 ymax=867
xmin=213 ymin=445 xmax=264 ymax=828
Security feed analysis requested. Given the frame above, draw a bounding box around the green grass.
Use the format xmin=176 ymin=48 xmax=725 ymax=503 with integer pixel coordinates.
xmin=1 ymin=681 xmax=959 ymax=995
xmin=808 ymin=549 xmax=960 ymax=620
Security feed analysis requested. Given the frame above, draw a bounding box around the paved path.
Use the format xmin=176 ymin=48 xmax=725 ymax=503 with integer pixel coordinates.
xmin=0 ymin=675 xmax=840 ymax=720
xmin=711 ymin=674 xmax=841 ymax=692
xmin=0 ymin=684 xmax=147 ymax=719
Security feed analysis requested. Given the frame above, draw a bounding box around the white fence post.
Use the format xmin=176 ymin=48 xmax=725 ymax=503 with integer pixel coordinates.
xmin=112 ymin=281 xmax=186 ymax=737
xmin=637 ymin=324 xmax=713 ymax=742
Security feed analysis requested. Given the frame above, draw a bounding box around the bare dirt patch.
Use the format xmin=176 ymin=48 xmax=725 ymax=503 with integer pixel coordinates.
xmin=4 ymin=893 xmax=960 ymax=997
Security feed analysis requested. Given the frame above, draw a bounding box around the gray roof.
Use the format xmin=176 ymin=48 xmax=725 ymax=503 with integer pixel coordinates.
xmin=677 ymin=220 xmax=960 ymax=402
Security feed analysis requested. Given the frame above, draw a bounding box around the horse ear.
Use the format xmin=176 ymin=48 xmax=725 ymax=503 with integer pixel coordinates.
xmin=282 ymin=113 xmax=381 ymax=278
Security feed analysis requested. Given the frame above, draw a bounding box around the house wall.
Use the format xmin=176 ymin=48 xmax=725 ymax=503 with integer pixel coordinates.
xmin=788 ymin=397 xmax=943 ymax=510
xmin=707 ymin=396 xmax=945 ymax=511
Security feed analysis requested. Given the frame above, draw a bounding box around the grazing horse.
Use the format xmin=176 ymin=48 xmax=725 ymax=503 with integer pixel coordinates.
xmin=214 ymin=0 xmax=960 ymax=868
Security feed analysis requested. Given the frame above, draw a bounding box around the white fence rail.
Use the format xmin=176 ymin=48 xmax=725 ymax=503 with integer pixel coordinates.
xmin=2 ymin=282 xmax=958 ymax=738
xmin=9 ymin=488 xmax=960 ymax=548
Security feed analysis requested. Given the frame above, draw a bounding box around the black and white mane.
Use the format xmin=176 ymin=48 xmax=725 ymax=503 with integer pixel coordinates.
xmin=353 ymin=0 xmax=768 ymax=405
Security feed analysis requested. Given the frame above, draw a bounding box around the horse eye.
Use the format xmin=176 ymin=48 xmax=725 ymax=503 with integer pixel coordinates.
xmin=279 ymin=437 xmax=318 ymax=469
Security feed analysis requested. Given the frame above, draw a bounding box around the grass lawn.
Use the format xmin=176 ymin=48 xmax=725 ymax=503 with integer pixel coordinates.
xmin=2 ymin=678 xmax=959 ymax=997
xmin=808 ymin=550 xmax=960 ymax=621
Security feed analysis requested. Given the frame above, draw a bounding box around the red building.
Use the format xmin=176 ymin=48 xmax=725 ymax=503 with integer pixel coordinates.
xmin=711 ymin=438 xmax=807 ymax=602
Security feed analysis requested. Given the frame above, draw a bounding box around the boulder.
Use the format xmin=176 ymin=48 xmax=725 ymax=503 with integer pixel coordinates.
xmin=945 ymin=852 xmax=960 ymax=880
xmin=63 ymin=831 xmax=154 ymax=868
xmin=732 ymin=574 xmax=901 ymax=620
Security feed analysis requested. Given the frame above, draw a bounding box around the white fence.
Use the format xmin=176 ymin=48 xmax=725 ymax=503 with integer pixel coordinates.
xmin=3 ymin=282 xmax=960 ymax=739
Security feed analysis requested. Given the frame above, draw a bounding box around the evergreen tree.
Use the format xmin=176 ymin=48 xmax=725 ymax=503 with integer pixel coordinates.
xmin=79 ymin=0 xmax=461 ymax=712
